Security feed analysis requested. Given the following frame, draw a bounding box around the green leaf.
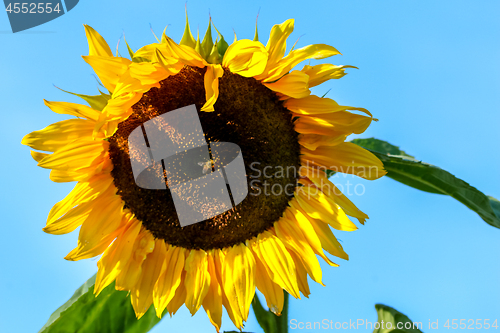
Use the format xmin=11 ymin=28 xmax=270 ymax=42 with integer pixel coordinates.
xmin=251 ymin=292 xmax=289 ymax=333
xmin=39 ymin=274 xmax=164 ymax=333
xmin=352 ymin=138 xmax=500 ymax=229
xmin=489 ymin=196 xmax=500 ymax=221
xmin=351 ymin=138 xmax=413 ymax=158
xmin=55 ymin=86 xmax=110 ymax=111
xmin=373 ymin=304 xmax=423 ymax=333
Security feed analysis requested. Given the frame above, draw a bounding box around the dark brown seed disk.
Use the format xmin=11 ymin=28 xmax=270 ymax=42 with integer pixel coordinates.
xmin=108 ymin=66 xmax=301 ymax=250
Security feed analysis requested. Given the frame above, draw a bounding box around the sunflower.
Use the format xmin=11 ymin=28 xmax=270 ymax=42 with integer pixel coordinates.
xmin=23 ymin=15 xmax=386 ymax=331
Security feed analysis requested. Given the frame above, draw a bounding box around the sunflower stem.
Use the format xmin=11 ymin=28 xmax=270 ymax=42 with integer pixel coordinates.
xmin=280 ymin=292 xmax=289 ymax=333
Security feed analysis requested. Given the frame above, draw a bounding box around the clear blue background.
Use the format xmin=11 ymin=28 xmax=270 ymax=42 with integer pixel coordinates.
xmin=1 ymin=0 xmax=499 ymax=332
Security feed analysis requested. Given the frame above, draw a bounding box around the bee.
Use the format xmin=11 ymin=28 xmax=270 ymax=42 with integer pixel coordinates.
xmin=198 ymin=160 xmax=213 ymax=174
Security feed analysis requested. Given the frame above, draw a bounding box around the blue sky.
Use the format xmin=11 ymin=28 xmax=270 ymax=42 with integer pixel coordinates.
xmin=1 ymin=0 xmax=499 ymax=332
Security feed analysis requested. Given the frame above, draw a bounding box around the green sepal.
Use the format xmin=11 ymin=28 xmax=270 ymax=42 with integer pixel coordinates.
xmin=289 ymin=36 xmax=301 ymax=52
xmin=115 ymin=40 xmax=121 ymax=58
xmin=122 ymin=38 xmax=144 ymax=63
xmin=212 ymin=22 xmax=229 ymax=59
xmin=160 ymin=25 xmax=169 ymax=43
xmin=149 ymin=24 xmax=160 ymax=43
xmin=201 ymin=19 xmax=214 ymax=59
xmin=207 ymin=41 xmax=222 ymax=64
xmin=55 ymin=86 xmax=110 ymax=111
xmin=123 ymin=35 xmax=150 ymax=63
xmin=321 ymin=89 xmax=331 ymax=98
xmin=180 ymin=9 xmax=196 ymax=48
xmin=253 ymin=17 xmax=259 ymax=41
xmin=195 ymin=28 xmax=206 ymax=59
xmin=124 ymin=37 xmax=135 ymax=60
xmin=132 ymin=56 xmax=151 ymax=63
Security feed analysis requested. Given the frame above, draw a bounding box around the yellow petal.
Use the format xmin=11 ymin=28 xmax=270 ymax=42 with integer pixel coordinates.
xmin=43 ymin=100 xmax=100 ymax=121
xmin=135 ymin=40 xmax=207 ymax=67
xmin=22 ymin=119 xmax=95 ymax=152
xmin=223 ymin=244 xmax=256 ymax=322
xmin=113 ymin=61 xmax=181 ymax=97
xmin=46 ymin=173 xmax=113 ymax=226
xmin=285 ymin=95 xmax=345 ymax=115
xmin=133 ymin=43 xmax=159 ymax=60
xmin=102 ymin=91 xmax=142 ymax=116
xmin=82 ymin=55 xmax=131 ymax=93
xmin=153 ymin=245 xmax=185 ymax=317
xmin=30 ymin=151 xmax=49 ymax=162
xmin=298 ymin=133 xmax=346 ymax=150
xmin=131 ymin=240 xmax=167 ymax=319
xmin=43 ymin=168 xmax=114 ymax=233
xmin=286 ymin=206 xmax=339 ymax=267
xmin=202 ymin=251 xmax=223 ymax=332
xmin=115 ymin=229 xmax=155 ymax=291
xmin=288 ymin=251 xmax=311 ymax=298
xmin=222 ymin=39 xmax=268 ymax=77
xmin=262 ymin=19 xmax=295 ymax=72
xmin=64 ymin=189 xmax=124 ymax=261
xmin=301 ymin=142 xmax=387 ymax=180
xmin=214 ymin=249 xmax=244 ymax=330
xmin=152 ymin=48 xmax=184 ymax=73
xmin=253 ymin=254 xmax=284 ymax=315
xmin=294 ymin=119 xmax=338 ymax=136
xmin=265 ymin=44 xmax=341 ymax=82
xmin=184 ymin=250 xmax=211 ymax=315
xmin=293 ymin=188 xmax=358 ymax=231
xmin=300 ymin=166 xmax=368 ymax=223
xmin=162 ymin=37 xmax=207 ymax=67
xmin=37 ymin=139 xmax=107 ymax=171
xmin=274 ymin=213 xmax=323 ymax=285
xmin=301 ymin=64 xmax=356 ymax=87
xmin=263 ymin=70 xmax=310 ymax=99
xmin=201 ymin=64 xmax=224 ymax=112
xmin=49 ymin=169 xmax=89 ymax=183
xmin=43 ymin=200 xmax=93 ymax=235
xmin=295 ymin=109 xmax=373 ymax=135
xmin=249 ymin=231 xmax=300 ymax=299
xmin=84 ymin=25 xmax=113 ymax=58
xmin=308 ymin=218 xmax=349 ymax=260
xmin=94 ymin=215 xmax=141 ymax=295
xmin=111 ymin=68 xmax=153 ymax=98
xmin=94 ymin=92 xmax=142 ymax=137
xmin=167 ymin=270 xmax=187 ymax=315
xmin=49 ymin=156 xmax=111 ymax=183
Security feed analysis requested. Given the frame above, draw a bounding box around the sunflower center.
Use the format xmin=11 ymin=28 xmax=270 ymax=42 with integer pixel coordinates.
xmin=108 ymin=66 xmax=301 ymax=250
